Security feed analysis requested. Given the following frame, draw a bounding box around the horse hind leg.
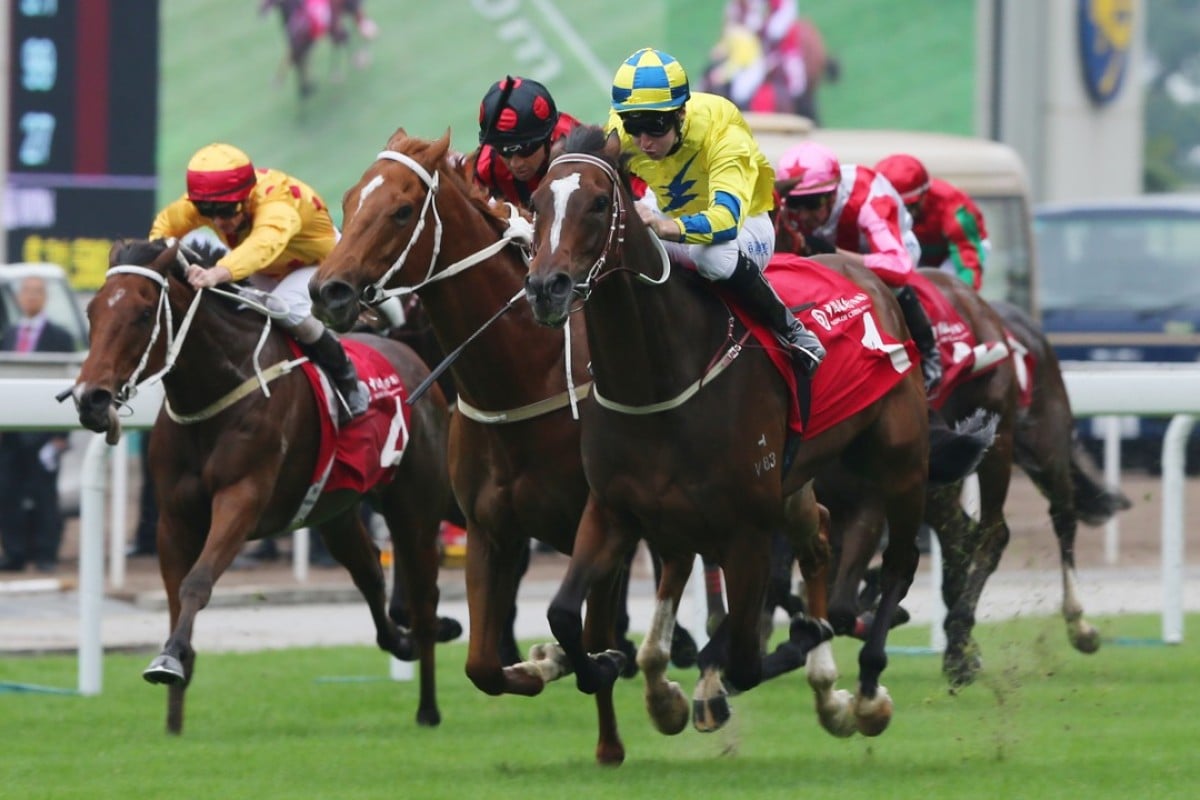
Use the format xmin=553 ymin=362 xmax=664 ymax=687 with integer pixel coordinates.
xmin=638 ymin=556 xmax=690 ymax=736
xmin=1043 ymin=464 xmax=1101 ymax=654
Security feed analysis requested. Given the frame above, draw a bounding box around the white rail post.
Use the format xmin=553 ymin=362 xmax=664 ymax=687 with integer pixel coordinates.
xmin=107 ymin=439 xmax=128 ymax=589
xmin=1103 ymin=416 xmax=1122 ymax=565
xmin=1160 ymin=414 xmax=1193 ymax=645
xmin=78 ymin=434 xmax=109 ymax=696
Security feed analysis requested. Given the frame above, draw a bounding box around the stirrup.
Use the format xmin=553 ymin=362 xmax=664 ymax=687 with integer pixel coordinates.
xmin=337 ymin=380 xmax=370 ymax=422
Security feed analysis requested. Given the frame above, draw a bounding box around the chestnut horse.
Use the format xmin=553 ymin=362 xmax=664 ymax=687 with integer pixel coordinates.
xmin=69 ymin=239 xmax=452 ymax=734
xmin=520 ymin=126 xmax=996 ymax=750
xmin=309 ymin=129 xmax=633 ymax=765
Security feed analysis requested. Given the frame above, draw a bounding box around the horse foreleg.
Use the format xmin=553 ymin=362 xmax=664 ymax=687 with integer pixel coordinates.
xmin=462 ymin=526 xmax=540 ymax=696
xmin=640 ymin=555 xmax=691 ymax=735
xmin=545 ymin=498 xmax=630 ymax=697
xmin=582 ymin=565 xmax=633 ymax=765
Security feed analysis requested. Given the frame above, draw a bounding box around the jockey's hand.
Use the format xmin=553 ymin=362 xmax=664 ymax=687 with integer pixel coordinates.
xmin=186 ymin=264 xmax=232 ymax=289
xmin=637 ymin=204 xmax=683 ymax=242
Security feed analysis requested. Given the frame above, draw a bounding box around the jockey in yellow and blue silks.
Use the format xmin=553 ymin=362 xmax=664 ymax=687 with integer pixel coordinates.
xmin=605 ymin=47 xmax=824 ymax=377
xmin=150 ymin=143 xmax=368 ymax=419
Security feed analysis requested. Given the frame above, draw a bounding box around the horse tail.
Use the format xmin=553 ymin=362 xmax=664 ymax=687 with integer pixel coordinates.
xmin=927 ymin=408 xmax=1000 ymax=486
xmin=1065 ymin=438 xmax=1133 ymax=526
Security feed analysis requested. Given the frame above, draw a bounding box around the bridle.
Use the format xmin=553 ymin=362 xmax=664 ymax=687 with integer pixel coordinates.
xmin=542 ymin=152 xmax=669 ymax=301
xmin=87 ymin=242 xmax=302 ymax=424
xmin=359 ymin=149 xmax=533 ymax=308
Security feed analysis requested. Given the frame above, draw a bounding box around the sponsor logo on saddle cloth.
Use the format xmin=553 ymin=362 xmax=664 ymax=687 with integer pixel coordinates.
xmin=285 ymin=339 xmax=412 ymax=526
xmin=906 ymin=271 xmax=1011 ymax=409
xmin=728 ymin=254 xmax=918 ymax=438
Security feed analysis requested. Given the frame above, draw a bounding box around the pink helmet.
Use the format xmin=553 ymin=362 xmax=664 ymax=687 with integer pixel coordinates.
xmin=776 ymin=141 xmax=841 ymax=197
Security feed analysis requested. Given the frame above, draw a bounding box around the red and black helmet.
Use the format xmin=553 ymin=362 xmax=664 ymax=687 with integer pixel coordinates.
xmin=478 ymin=76 xmax=559 ymax=147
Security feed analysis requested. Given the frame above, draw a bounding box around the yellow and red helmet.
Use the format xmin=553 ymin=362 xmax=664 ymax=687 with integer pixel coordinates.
xmin=186 ymin=143 xmax=257 ymax=203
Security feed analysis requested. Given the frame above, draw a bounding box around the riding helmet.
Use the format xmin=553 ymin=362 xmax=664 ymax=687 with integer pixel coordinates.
xmin=478 ymin=76 xmax=559 ymax=147
xmin=186 ymin=143 xmax=258 ymax=203
xmin=875 ymin=154 xmax=931 ymax=205
xmin=775 ymin=141 xmax=841 ymax=197
xmin=611 ymin=47 xmax=691 ymax=112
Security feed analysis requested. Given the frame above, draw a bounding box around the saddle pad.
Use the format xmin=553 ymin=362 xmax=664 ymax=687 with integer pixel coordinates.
xmin=725 ymin=253 xmax=915 ymax=438
xmin=908 ymin=271 xmax=1009 ymax=409
xmin=289 ymin=338 xmax=412 ymax=495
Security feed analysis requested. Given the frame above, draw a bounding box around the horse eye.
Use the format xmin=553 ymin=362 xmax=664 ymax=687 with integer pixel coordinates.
xmin=590 ymin=195 xmax=610 ymax=213
xmin=392 ymin=205 xmax=414 ymax=225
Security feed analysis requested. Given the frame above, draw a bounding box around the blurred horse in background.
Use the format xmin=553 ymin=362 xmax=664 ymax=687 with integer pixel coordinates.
xmin=261 ymin=0 xmax=377 ymax=100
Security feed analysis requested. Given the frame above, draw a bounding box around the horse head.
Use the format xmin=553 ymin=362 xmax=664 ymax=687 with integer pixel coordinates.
xmin=525 ymin=126 xmax=645 ymax=328
xmin=71 ymin=239 xmax=190 ymax=441
xmin=311 ymin=128 xmax=454 ymax=332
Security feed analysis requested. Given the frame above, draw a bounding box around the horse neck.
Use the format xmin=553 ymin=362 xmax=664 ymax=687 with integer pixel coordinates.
xmin=419 ymin=178 xmax=577 ymax=408
xmin=585 ymin=224 xmax=726 ymax=406
xmin=158 ymin=283 xmax=286 ymax=409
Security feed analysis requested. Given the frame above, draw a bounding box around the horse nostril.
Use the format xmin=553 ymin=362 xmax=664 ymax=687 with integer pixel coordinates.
xmin=549 ymin=272 xmax=575 ymax=302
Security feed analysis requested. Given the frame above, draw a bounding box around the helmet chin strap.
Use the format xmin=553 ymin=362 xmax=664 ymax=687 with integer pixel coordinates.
xmin=666 ymin=108 xmax=686 ymax=157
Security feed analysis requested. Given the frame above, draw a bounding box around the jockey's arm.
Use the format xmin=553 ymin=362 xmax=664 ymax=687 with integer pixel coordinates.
xmin=675 ymin=132 xmax=754 ymax=245
xmin=857 ymin=195 xmax=916 ymax=287
xmin=218 ymin=203 xmax=304 ymax=282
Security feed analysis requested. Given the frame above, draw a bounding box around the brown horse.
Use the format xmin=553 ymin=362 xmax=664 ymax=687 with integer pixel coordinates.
xmin=764 ymin=254 xmax=1130 ymax=687
xmin=69 ymin=238 xmax=451 ymax=734
xmin=308 ymin=129 xmax=636 ymax=764
xmin=520 ymin=126 xmax=995 ymax=749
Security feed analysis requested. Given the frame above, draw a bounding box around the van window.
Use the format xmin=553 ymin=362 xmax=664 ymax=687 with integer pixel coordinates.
xmin=1035 ymin=210 xmax=1200 ymax=313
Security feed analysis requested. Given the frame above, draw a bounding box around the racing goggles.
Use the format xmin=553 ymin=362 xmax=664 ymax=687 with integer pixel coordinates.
xmin=194 ymin=201 xmax=242 ymax=218
xmin=497 ymin=140 xmax=544 ymax=158
xmin=621 ymin=111 xmax=676 ymax=138
xmin=783 ymin=193 xmax=828 ymax=211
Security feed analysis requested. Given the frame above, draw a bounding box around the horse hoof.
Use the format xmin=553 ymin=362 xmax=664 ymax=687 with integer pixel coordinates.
xmin=692 ymin=694 xmax=732 ymax=733
xmin=855 ymin=687 xmax=894 ymax=737
xmin=1070 ymin=624 xmax=1101 ymax=654
xmin=645 ymin=681 xmax=689 ymax=735
xmin=143 ymin=654 xmax=185 ymax=686
xmin=436 ymin=616 xmax=463 ymax=643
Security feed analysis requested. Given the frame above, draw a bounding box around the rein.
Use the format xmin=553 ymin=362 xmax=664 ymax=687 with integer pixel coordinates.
xmin=362 ymin=146 xmax=591 ymax=421
xmin=96 ymin=243 xmax=304 ymax=424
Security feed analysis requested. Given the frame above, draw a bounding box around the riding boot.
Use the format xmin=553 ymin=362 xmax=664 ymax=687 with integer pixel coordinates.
xmin=894 ymin=283 xmax=943 ymax=393
xmin=721 ymin=252 xmax=825 ymax=377
xmin=303 ymin=329 xmax=370 ymax=422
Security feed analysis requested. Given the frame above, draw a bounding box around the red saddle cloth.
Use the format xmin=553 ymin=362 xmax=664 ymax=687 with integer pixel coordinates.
xmin=723 ymin=254 xmax=916 ymax=438
xmin=288 ymin=338 xmax=412 ymax=494
xmin=906 ymin=271 xmax=1014 ymax=408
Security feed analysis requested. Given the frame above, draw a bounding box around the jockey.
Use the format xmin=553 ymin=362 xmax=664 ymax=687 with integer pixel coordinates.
xmin=774 ymin=141 xmax=943 ymax=391
xmin=605 ymin=46 xmax=825 ymax=377
xmin=149 ymin=142 xmax=369 ymax=420
xmin=875 ymin=153 xmax=990 ymax=291
xmin=473 ymin=76 xmax=581 ymax=209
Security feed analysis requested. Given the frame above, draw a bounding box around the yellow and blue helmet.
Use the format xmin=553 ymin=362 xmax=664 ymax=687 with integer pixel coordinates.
xmin=611 ymin=48 xmax=690 ymax=113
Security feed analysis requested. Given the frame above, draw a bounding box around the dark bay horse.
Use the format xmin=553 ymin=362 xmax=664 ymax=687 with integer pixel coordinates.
xmin=521 ymin=126 xmax=995 ymax=748
xmin=69 ymin=239 xmax=451 ymax=734
xmin=308 ymin=129 xmax=633 ymax=764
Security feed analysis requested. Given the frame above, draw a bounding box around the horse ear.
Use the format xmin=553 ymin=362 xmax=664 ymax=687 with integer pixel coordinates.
xmin=603 ymin=129 xmax=622 ymax=161
xmin=386 ymin=127 xmax=407 ymax=149
xmin=428 ymin=128 xmax=452 ymax=162
xmin=107 ymin=239 xmax=129 ymax=267
xmin=549 ymin=135 xmax=567 ymax=161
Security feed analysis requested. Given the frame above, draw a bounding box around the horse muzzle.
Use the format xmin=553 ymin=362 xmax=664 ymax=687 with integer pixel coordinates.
xmin=310 ymin=277 xmax=361 ymax=333
xmin=524 ymin=271 xmax=576 ymax=329
xmin=75 ymin=386 xmax=123 ymax=445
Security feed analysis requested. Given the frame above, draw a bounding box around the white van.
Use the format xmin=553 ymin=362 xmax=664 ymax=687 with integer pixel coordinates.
xmin=743 ymin=112 xmax=1039 ymax=317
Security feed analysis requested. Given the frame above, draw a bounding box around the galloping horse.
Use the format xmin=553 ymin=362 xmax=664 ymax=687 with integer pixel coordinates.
xmin=521 ymin=126 xmax=995 ymax=749
xmin=70 ymin=239 xmax=452 ymax=734
xmin=261 ymin=0 xmax=374 ymax=100
xmin=309 ymin=129 xmax=633 ymax=764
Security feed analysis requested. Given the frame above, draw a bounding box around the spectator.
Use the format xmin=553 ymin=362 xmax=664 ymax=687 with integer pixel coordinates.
xmin=0 ymin=276 xmax=78 ymax=572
